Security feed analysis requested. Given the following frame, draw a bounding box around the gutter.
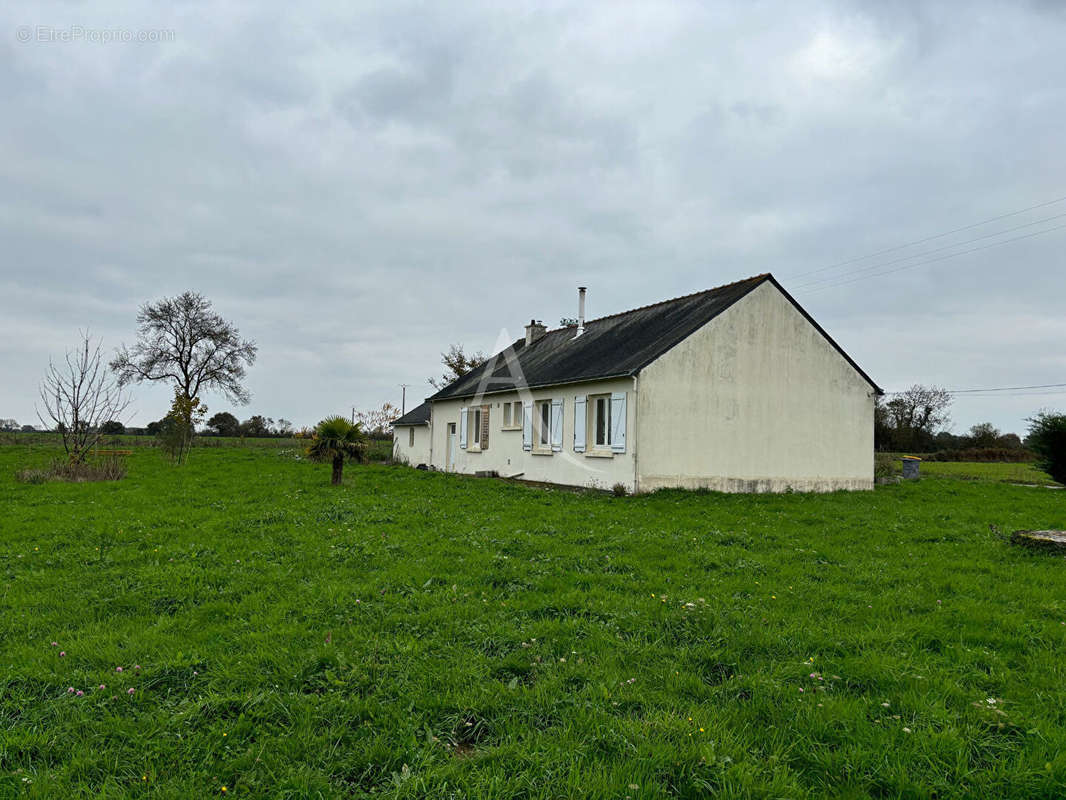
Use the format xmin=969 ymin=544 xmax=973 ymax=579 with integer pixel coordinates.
xmin=632 ymin=374 xmax=639 ymax=494
xmin=431 ymin=372 xmax=636 ymax=404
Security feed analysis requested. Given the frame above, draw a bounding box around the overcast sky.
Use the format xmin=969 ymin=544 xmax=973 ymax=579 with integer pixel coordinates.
xmin=2 ymin=1 xmax=1064 ymax=434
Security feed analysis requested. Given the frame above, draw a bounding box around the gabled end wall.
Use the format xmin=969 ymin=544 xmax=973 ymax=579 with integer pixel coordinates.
xmin=635 ymin=281 xmax=875 ymax=492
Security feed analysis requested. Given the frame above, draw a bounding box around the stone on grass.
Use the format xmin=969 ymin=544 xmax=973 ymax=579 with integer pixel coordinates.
xmin=1011 ymin=530 xmax=1066 ymax=553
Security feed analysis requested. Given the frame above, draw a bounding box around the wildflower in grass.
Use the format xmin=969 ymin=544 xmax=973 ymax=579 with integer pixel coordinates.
xmin=116 ymin=666 xmax=123 ymax=672
xmin=799 ymin=688 xmax=804 ymax=692
xmin=134 ymin=665 xmax=141 ymax=671
xmin=128 ymin=688 xmax=135 ymax=695
xmin=99 ymin=684 xmax=106 ymax=690
xmin=902 ymin=727 xmax=912 ymax=733
xmin=76 ymin=690 xmax=84 ymax=697
xmin=59 ymin=651 xmax=66 ymax=657
xmin=882 ymin=702 xmax=890 ymax=707
xmin=67 ymin=687 xmax=75 ymax=693
xmin=51 ymin=642 xmax=58 ymax=647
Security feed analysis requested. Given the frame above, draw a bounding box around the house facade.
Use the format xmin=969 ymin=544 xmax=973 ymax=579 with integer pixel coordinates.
xmin=398 ymin=274 xmax=880 ymax=493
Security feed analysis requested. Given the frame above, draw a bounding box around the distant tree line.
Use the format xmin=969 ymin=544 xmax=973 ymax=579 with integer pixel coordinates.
xmin=875 ymin=384 xmax=1031 ymax=459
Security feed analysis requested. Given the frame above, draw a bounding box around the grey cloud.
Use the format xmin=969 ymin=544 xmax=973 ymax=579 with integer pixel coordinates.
xmin=1 ymin=0 xmax=1065 ymax=434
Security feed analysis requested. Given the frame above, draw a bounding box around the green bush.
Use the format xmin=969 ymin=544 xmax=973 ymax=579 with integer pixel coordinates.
xmin=1026 ymin=412 xmax=1066 ymax=485
xmin=874 ymin=453 xmax=897 ymax=479
xmin=924 ymin=447 xmax=1035 ymax=463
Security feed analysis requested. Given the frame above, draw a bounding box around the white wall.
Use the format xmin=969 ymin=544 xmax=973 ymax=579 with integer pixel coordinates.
xmin=392 ymin=424 xmax=432 ymax=466
xmin=429 ymin=377 xmax=637 ymax=492
xmin=636 ymin=281 xmax=876 ymax=492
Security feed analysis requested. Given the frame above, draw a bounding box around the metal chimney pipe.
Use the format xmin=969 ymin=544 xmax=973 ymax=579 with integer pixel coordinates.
xmin=576 ymin=286 xmax=587 ymax=337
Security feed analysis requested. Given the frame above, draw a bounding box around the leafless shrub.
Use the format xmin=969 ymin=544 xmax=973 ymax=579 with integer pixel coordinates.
xmin=16 ymin=456 xmax=127 ymax=483
xmin=37 ymin=332 xmax=131 ymax=463
xmin=15 ymin=468 xmax=49 ymax=484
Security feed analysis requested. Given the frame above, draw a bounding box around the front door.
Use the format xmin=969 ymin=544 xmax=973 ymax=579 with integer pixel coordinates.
xmin=447 ymin=423 xmax=457 ymax=471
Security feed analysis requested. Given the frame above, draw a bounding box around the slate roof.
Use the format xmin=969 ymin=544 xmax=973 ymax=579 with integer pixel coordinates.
xmin=427 ymin=273 xmax=881 ymax=402
xmin=392 ymin=401 xmax=431 ymax=426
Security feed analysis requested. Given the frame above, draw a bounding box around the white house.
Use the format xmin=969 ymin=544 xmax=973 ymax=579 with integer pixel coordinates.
xmin=399 ymin=274 xmax=881 ymax=493
xmin=391 ymin=401 xmax=432 ymax=466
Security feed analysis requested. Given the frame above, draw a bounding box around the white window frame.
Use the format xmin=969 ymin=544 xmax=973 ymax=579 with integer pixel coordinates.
xmin=501 ymin=400 xmax=523 ymax=431
xmin=534 ymin=399 xmax=552 ymax=452
xmin=589 ymin=393 xmax=612 ymax=452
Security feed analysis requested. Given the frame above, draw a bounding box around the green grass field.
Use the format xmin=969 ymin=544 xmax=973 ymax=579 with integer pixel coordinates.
xmin=912 ymin=461 xmax=1054 ymax=484
xmin=878 ymin=454 xmax=1054 ymax=485
xmin=2 ymin=445 xmax=1065 ymax=798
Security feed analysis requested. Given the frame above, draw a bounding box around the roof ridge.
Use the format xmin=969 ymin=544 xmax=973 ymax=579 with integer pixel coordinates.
xmin=550 ymin=273 xmax=771 ymax=330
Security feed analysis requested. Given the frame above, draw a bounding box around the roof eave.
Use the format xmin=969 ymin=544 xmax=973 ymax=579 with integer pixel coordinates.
xmin=428 ymin=371 xmax=637 ymax=403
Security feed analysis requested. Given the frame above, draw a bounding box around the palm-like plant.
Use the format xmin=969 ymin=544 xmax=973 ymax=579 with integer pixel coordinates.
xmin=307 ymin=416 xmax=368 ymax=485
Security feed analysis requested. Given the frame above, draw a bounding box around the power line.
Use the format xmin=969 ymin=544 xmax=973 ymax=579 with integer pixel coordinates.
xmin=954 ymin=391 xmax=1066 ymax=398
xmin=797 ymin=221 xmax=1066 ymax=293
xmin=949 ymin=382 xmax=1066 ymax=394
xmin=788 ymin=193 xmax=1066 ymax=281
xmin=792 ymin=211 xmax=1066 ymax=291
xmin=885 ymin=382 xmax=1066 ymax=396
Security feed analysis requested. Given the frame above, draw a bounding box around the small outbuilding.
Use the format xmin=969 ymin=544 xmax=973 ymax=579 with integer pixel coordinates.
xmin=391 ymin=402 xmax=432 ymax=466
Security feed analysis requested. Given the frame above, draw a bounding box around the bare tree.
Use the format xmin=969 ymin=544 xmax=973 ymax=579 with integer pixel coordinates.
xmin=355 ymin=402 xmax=401 ymax=436
xmin=38 ymin=333 xmax=131 ymax=462
xmin=110 ymin=292 xmax=257 ymax=429
xmin=428 ymin=343 xmax=487 ymax=390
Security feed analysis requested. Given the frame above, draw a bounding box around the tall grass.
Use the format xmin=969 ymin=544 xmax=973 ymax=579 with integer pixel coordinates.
xmin=15 ymin=455 xmax=128 ymax=483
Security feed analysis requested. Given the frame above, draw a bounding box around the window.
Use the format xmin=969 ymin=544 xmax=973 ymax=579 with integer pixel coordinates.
xmin=468 ymin=407 xmax=482 ymax=449
xmin=590 ymin=394 xmax=612 ymax=449
xmin=408 ymin=427 xmax=415 ymax=447
xmin=538 ymin=401 xmax=550 ymax=448
xmin=501 ymin=401 xmax=522 ymax=430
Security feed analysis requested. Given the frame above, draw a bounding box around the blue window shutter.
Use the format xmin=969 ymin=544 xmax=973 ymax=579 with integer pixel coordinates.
xmin=550 ymin=398 xmax=563 ymax=451
xmin=573 ymin=395 xmax=587 ymax=453
xmin=522 ymin=402 xmax=533 ymax=451
xmin=610 ymin=392 xmax=626 ymax=453
xmin=459 ymin=407 xmax=467 ymax=449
